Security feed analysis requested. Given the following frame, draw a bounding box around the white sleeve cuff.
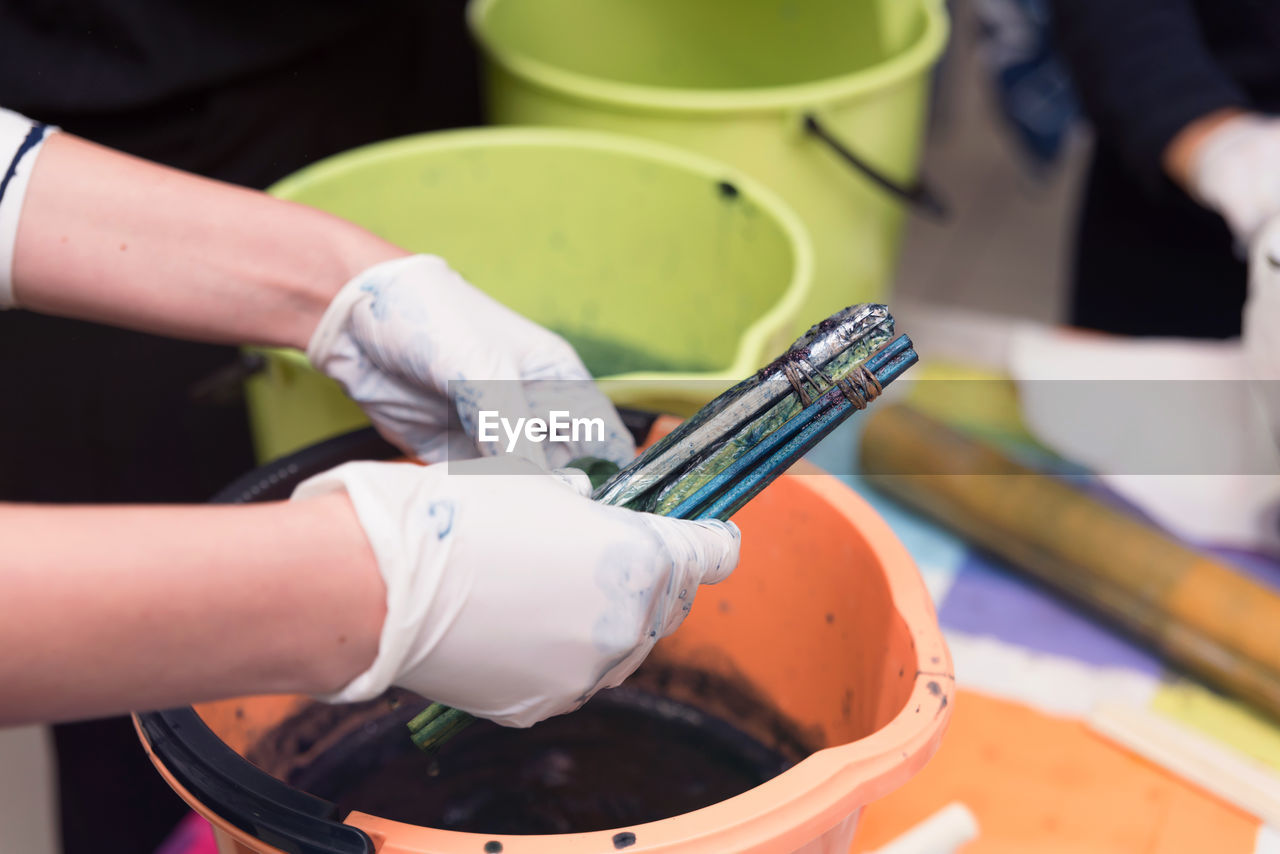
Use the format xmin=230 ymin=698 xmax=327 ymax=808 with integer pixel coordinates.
xmin=0 ymin=108 xmax=58 ymax=309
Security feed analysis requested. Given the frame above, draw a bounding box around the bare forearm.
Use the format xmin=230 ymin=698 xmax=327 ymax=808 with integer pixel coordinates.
xmin=11 ymin=133 xmax=406 ymax=349
xmin=0 ymin=494 xmax=384 ymax=724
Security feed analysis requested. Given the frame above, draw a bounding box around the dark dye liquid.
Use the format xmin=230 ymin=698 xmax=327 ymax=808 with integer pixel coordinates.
xmin=260 ymin=686 xmax=796 ymax=836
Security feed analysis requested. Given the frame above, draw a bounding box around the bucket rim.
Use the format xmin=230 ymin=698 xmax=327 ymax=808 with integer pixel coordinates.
xmin=267 ymin=125 xmax=815 ymax=386
xmin=137 ymin=434 xmax=952 ymax=853
xmin=344 ymin=464 xmax=954 ymax=851
xmin=467 ymin=0 xmax=949 ymax=115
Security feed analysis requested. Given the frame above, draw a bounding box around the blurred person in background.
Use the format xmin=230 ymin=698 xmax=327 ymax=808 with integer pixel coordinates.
xmin=1049 ymin=0 xmax=1280 ymax=339
xmin=0 ymin=2 xmax=481 ymax=850
xmin=962 ymin=1 xmax=1280 ymax=558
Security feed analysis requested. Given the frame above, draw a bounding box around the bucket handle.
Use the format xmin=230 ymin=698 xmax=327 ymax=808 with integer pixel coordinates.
xmin=803 ymin=114 xmax=949 ymax=220
xmin=136 ymin=708 xmax=376 ymax=854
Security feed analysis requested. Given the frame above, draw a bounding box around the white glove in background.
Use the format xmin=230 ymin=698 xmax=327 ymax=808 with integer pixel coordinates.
xmin=308 ymin=254 xmax=635 ymax=468
xmin=293 ymin=456 xmax=740 ymax=727
xmin=1245 ymin=216 xmax=1280 ymax=393
xmin=1009 ymin=326 xmax=1280 ymax=554
xmin=1243 ymin=216 xmax=1280 ymax=535
xmin=1189 ymin=114 xmax=1280 ymax=249
xmin=900 ymin=303 xmax=1280 ymax=553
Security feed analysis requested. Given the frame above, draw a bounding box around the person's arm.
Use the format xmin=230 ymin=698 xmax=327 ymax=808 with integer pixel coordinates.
xmin=2 ymin=108 xmax=635 ymax=465
xmin=1049 ymin=0 xmax=1249 ymax=189
xmin=11 ymin=131 xmax=405 ymax=349
xmin=1163 ymin=107 xmax=1248 ymax=188
xmin=1050 ymin=2 xmax=1280 ymax=246
xmin=0 ymin=493 xmax=385 ymax=725
xmin=0 ymin=457 xmax=741 ymax=728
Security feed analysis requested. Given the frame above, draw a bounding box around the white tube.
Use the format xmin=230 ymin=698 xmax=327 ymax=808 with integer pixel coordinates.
xmin=870 ymin=802 xmax=980 ymax=854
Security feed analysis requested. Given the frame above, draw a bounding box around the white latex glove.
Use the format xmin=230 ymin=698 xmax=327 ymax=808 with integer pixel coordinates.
xmin=896 ymin=303 xmax=1280 ymax=552
xmin=308 ymin=254 xmax=635 ymax=467
xmin=293 ymin=456 xmax=740 ymax=727
xmin=1189 ymin=114 xmax=1280 ymax=249
xmin=1244 ymin=216 xmax=1280 ymax=443
xmin=1245 ymin=216 xmax=1280 ymax=378
xmin=1009 ymin=326 xmax=1280 ymax=553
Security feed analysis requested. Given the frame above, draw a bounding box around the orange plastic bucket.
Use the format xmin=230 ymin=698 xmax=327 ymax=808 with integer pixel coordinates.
xmin=136 ymin=422 xmax=951 ymax=854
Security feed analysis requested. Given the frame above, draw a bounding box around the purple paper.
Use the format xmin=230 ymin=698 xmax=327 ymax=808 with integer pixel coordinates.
xmin=937 ymin=551 xmax=1165 ymax=675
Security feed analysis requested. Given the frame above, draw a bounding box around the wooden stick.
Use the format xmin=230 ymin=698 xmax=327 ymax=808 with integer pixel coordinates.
xmin=860 ymin=405 xmax=1280 ymax=722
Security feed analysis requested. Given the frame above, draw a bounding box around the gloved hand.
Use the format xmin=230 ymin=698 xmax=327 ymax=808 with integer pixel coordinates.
xmin=1188 ymin=113 xmax=1280 ymax=248
xmin=308 ymin=254 xmax=635 ymax=467
xmin=1244 ymin=216 xmax=1280 ymax=430
xmin=292 ymin=455 xmax=741 ymax=727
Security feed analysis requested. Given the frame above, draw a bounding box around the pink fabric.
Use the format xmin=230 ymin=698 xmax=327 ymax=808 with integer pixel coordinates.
xmin=154 ymin=812 xmax=218 ymax=854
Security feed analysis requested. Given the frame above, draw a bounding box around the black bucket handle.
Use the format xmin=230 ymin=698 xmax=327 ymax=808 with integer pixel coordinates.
xmin=803 ymin=113 xmax=948 ymax=220
xmin=136 ymin=708 xmax=376 ymax=854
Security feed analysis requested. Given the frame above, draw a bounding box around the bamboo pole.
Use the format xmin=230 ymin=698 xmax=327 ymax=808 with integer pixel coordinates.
xmin=860 ymin=404 xmax=1280 ymax=721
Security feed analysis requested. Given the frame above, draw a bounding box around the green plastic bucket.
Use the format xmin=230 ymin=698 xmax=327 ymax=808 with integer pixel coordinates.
xmin=469 ymin=0 xmax=948 ymax=335
xmin=247 ymin=127 xmax=812 ymax=462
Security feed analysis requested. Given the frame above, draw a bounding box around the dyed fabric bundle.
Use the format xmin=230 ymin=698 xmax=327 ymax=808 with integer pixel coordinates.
xmin=598 ymin=303 xmax=907 ymax=517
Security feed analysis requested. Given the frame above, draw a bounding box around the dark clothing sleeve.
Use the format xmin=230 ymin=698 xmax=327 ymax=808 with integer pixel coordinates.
xmin=1050 ymin=0 xmax=1249 ymax=189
